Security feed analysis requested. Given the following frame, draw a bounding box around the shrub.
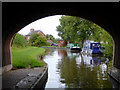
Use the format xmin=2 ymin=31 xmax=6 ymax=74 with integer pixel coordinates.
xmin=34 ymin=35 xmax=48 ymax=47
xmin=29 ymin=33 xmax=40 ymax=46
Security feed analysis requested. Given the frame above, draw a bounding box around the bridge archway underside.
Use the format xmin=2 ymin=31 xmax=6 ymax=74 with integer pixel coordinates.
xmin=2 ymin=2 xmax=120 ymax=82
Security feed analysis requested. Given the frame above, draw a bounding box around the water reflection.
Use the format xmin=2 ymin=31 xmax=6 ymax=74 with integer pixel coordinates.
xmin=38 ymin=48 xmax=54 ymax=61
xmin=44 ymin=49 xmax=113 ymax=88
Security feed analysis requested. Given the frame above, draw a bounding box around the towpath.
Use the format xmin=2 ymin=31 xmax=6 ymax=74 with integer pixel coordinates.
xmin=2 ymin=65 xmax=47 ymax=89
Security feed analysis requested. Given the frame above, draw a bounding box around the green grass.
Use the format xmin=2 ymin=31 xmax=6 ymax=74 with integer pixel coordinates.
xmin=12 ymin=47 xmax=45 ymax=69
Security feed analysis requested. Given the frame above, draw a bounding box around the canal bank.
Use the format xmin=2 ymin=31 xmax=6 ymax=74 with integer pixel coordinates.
xmin=2 ymin=63 xmax=48 ymax=89
xmin=108 ymin=67 xmax=120 ymax=83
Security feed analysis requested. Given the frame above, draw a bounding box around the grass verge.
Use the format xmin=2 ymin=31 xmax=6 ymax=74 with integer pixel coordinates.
xmin=12 ymin=47 xmax=45 ymax=69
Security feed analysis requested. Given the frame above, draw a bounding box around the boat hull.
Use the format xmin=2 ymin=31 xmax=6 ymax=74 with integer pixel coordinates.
xmin=70 ymin=48 xmax=81 ymax=51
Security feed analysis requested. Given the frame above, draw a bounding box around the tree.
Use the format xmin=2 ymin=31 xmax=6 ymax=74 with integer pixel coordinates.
xmin=46 ymin=34 xmax=57 ymax=43
xmin=12 ymin=33 xmax=27 ymax=47
xmin=56 ymin=15 xmax=113 ymax=58
xmin=29 ymin=33 xmax=40 ymax=46
xmin=34 ymin=34 xmax=48 ymax=47
xmin=56 ymin=15 xmax=94 ymax=48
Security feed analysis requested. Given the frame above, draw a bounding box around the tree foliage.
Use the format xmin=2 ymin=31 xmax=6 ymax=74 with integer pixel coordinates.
xmin=12 ymin=33 xmax=27 ymax=47
xmin=29 ymin=33 xmax=40 ymax=45
xmin=89 ymin=25 xmax=113 ymax=58
xmin=57 ymin=16 xmax=94 ymax=47
xmin=56 ymin=15 xmax=113 ymax=58
xmin=46 ymin=34 xmax=57 ymax=43
xmin=34 ymin=34 xmax=48 ymax=47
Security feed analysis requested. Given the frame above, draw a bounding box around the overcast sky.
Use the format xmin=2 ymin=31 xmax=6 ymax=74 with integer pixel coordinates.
xmin=18 ymin=15 xmax=62 ymax=39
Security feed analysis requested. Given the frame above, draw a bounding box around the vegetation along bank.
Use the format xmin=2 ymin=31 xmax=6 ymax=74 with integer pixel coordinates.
xmin=12 ymin=33 xmax=46 ymax=69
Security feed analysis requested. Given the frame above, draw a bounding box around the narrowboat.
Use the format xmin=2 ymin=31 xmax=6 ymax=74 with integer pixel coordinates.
xmin=82 ymin=40 xmax=103 ymax=55
xmin=70 ymin=43 xmax=81 ymax=51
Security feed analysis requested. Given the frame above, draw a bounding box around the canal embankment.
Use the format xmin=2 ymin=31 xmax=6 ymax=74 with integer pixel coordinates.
xmin=108 ymin=67 xmax=120 ymax=84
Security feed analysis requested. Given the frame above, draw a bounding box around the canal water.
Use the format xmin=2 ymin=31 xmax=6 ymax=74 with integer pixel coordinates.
xmin=43 ymin=48 xmax=113 ymax=88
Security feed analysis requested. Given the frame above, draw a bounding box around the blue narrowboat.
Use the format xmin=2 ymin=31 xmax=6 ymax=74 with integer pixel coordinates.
xmin=90 ymin=43 xmax=103 ymax=54
xmin=82 ymin=40 xmax=103 ymax=55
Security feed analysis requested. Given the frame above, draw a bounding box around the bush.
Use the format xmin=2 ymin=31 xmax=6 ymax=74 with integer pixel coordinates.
xmin=34 ymin=35 xmax=48 ymax=47
xmin=29 ymin=33 xmax=40 ymax=46
xmin=12 ymin=33 xmax=27 ymax=48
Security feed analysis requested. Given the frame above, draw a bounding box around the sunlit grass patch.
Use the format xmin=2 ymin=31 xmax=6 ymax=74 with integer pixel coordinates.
xmin=12 ymin=47 xmax=45 ymax=69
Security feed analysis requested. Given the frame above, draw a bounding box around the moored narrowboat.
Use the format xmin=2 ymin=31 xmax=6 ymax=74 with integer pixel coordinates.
xmin=82 ymin=40 xmax=103 ymax=55
xmin=70 ymin=43 xmax=81 ymax=51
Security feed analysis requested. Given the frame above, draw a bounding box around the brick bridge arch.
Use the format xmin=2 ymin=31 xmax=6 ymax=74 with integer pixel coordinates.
xmin=2 ymin=2 xmax=120 ymax=80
